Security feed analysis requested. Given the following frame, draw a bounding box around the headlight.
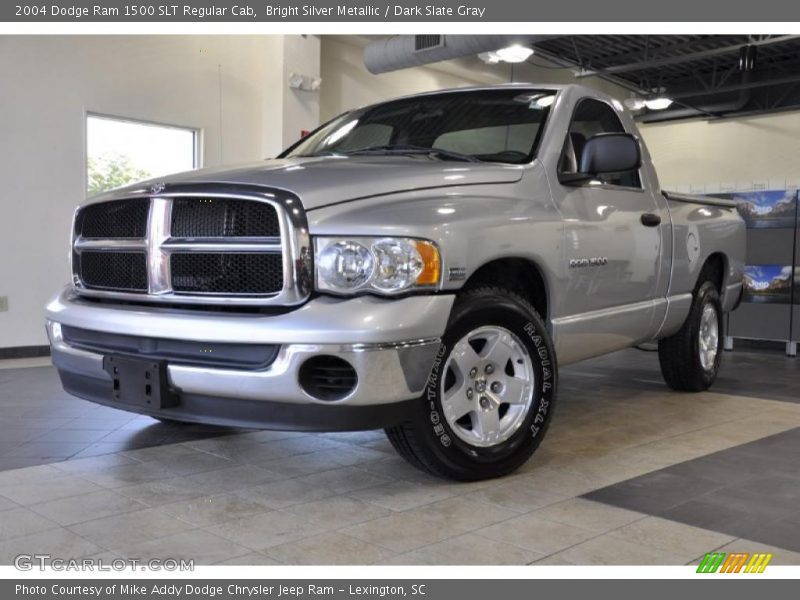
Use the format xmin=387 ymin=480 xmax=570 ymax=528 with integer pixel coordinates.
xmin=315 ymin=237 xmax=441 ymax=295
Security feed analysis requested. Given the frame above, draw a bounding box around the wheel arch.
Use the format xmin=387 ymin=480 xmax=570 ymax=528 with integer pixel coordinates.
xmin=461 ymin=257 xmax=549 ymax=321
xmin=697 ymin=252 xmax=727 ymax=294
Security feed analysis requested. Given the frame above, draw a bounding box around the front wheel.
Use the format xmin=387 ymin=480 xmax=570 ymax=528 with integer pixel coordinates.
xmin=658 ymin=280 xmax=723 ymax=392
xmin=385 ymin=287 xmax=558 ymax=481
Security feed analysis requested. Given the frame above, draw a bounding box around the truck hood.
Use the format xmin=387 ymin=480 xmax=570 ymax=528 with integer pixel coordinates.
xmin=103 ymin=156 xmax=525 ymax=210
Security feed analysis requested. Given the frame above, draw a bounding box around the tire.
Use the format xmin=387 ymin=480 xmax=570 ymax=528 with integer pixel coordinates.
xmin=658 ymin=280 xmax=723 ymax=392
xmin=385 ymin=286 xmax=558 ymax=481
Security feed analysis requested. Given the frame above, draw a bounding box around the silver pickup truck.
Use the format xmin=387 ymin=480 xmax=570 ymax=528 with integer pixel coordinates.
xmin=46 ymin=84 xmax=745 ymax=480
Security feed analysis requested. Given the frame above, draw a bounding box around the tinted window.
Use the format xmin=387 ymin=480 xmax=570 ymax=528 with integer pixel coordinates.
xmin=560 ymin=99 xmax=641 ymax=188
xmin=283 ymin=89 xmax=556 ymax=164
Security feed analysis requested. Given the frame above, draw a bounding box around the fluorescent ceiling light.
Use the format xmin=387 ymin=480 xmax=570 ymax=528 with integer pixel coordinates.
xmin=644 ymin=97 xmax=674 ymax=110
xmin=479 ymin=45 xmax=534 ymax=64
xmin=623 ymin=98 xmax=646 ymax=111
xmin=495 ymin=45 xmax=534 ymax=63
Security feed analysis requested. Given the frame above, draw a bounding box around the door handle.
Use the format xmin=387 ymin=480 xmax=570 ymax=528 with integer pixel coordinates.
xmin=641 ymin=213 xmax=661 ymax=227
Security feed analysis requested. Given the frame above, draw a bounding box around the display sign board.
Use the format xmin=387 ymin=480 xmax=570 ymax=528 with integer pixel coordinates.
xmin=708 ymin=189 xmax=799 ymax=345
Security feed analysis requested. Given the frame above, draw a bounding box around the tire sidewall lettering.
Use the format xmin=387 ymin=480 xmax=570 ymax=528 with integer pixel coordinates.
xmin=425 ymin=314 xmax=556 ymax=452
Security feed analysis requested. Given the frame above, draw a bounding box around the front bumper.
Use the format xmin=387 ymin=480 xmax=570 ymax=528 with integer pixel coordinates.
xmin=46 ymin=287 xmax=454 ymax=430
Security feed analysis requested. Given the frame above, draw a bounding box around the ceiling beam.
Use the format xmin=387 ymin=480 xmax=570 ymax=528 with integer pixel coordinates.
xmin=669 ymin=72 xmax=800 ymax=99
xmin=529 ymin=46 xmax=649 ymax=95
xmin=574 ymin=35 xmax=800 ymax=78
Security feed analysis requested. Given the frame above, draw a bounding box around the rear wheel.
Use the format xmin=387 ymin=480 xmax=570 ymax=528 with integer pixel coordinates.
xmin=658 ymin=280 xmax=723 ymax=392
xmin=385 ymin=286 xmax=557 ymax=481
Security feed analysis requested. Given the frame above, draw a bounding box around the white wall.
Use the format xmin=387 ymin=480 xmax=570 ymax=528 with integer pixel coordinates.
xmin=280 ymin=35 xmax=322 ymax=150
xmin=639 ymin=112 xmax=800 ymax=192
xmin=0 ymin=35 xmax=293 ymax=348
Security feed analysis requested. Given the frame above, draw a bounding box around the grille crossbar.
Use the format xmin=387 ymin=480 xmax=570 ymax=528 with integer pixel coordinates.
xmin=72 ymin=193 xmax=305 ymax=305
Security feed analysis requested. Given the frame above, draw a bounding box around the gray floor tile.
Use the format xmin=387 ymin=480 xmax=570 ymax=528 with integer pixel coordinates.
xmin=388 ymin=532 xmax=542 ymax=565
xmin=658 ymin=499 xmax=768 ymax=540
xmin=116 ymin=529 xmax=251 ymax=565
xmin=29 ymin=489 xmax=148 ymax=526
xmin=475 ymin=513 xmax=597 ymax=555
xmin=0 ymin=507 xmax=60 ymax=541
xmin=205 ymin=510 xmax=329 ymax=551
xmin=0 ymin=528 xmax=102 ymax=564
xmin=159 ymin=493 xmax=271 ymax=527
xmin=285 ymin=496 xmax=391 ymax=527
xmin=743 ymin=519 xmax=800 ymax=553
xmin=185 ymin=464 xmax=285 ymax=494
xmin=115 ymin=476 xmax=209 ymax=507
xmin=0 ymin=497 xmax=17 ymax=512
xmin=68 ymin=508 xmax=196 ymax=551
xmin=265 ymin=531 xmax=395 ymax=565
xmin=0 ymin=474 xmax=104 ymax=505
xmin=586 ymin=471 xmax=722 ymax=514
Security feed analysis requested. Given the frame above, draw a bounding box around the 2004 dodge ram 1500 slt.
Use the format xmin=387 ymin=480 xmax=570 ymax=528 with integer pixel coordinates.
xmin=46 ymin=84 xmax=746 ymax=480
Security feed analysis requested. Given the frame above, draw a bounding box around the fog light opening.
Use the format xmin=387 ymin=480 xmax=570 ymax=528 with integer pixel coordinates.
xmin=298 ymin=355 xmax=358 ymax=401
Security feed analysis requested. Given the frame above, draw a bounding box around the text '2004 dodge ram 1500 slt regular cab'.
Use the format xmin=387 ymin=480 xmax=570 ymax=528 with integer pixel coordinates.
xmin=46 ymin=84 xmax=746 ymax=480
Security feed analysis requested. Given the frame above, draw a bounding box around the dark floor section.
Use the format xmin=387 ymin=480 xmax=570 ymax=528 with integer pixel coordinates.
xmin=563 ymin=345 xmax=799 ymax=404
xmin=0 ymin=366 xmax=244 ymax=471
xmin=585 ymin=427 xmax=800 ymax=552
xmin=0 ymin=344 xmax=795 ymax=471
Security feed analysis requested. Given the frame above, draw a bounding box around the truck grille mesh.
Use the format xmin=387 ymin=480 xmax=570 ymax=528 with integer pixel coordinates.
xmin=79 ymin=199 xmax=150 ymax=239
xmin=171 ymin=253 xmax=284 ymax=295
xmin=80 ymin=251 xmax=148 ymax=292
xmin=171 ymin=198 xmax=280 ymax=238
xmin=73 ymin=195 xmax=292 ymax=301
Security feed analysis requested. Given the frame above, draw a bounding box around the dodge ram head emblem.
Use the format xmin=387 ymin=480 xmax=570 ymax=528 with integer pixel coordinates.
xmin=150 ymin=183 xmax=166 ymax=195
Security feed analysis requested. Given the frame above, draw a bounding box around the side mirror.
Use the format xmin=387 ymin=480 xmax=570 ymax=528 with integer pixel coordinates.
xmin=580 ymin=132 xmax=641 ymax=175
xmin=560 ymin=133 xmax=641 ymax=185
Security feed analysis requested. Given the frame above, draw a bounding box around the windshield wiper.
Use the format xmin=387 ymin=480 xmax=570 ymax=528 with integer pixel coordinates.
xmin=293 ymin=150 xmax=345 ymax=158
xmin=341 ymin=144 xmax=481 ymax=163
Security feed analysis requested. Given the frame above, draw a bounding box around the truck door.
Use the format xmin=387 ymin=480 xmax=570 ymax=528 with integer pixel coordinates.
xmin=551 ymin=97 xmax=663 ymax=363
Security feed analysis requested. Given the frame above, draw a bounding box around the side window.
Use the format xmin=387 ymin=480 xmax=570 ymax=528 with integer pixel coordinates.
xmin=559 ymin=99 xmax=641 ymax=189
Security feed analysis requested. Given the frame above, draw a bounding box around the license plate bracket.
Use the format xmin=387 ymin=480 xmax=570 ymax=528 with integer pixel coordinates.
xmin=102 ymin=355 xmax=178 ymax=409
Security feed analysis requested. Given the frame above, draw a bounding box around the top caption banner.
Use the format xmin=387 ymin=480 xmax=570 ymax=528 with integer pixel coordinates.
xmin=4 ymin=0 xmax=800 ymax=22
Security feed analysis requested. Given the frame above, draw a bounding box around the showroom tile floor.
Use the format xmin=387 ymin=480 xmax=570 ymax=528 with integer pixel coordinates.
xmin=1 ymin=348 xmax=799 ymax=565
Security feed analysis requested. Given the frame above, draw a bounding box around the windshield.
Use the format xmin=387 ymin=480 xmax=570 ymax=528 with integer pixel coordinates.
xmin=282 ymin=89 xmax=557 ymax=164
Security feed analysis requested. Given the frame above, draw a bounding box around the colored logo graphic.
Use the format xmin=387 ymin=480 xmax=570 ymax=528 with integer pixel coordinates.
xmin=697 ymin=552 xmax=773 ymax=573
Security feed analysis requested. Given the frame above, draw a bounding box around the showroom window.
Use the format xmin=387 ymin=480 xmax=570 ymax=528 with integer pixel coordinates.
xmin=86 ymin=114 xmax=199 ymax=196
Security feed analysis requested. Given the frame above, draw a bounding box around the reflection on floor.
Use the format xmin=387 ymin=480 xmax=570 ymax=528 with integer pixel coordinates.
xmin=0 ymin=347 xmax=798 ymax=565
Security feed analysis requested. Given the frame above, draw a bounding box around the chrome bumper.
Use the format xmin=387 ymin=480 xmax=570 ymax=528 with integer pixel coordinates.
xmin=45 ymin=287 xmax=455 ymax=429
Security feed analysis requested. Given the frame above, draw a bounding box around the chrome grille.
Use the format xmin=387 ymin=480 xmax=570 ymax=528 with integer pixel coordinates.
xmin=72 ymin=190 xmax=309 ymax=306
